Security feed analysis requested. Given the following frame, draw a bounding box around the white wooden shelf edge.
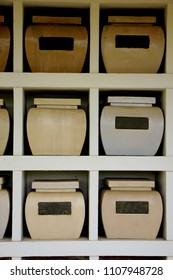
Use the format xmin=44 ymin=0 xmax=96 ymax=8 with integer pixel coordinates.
xmin=0 ymin=156 xmax=173 ymax=171
xmin=0 ymin=239 xmax=173 ymax=257
xmin=0 ymin=73 xmax=173 ymax=90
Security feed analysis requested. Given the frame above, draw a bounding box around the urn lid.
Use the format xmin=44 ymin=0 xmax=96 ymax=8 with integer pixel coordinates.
xmin=32 ymin=180 xmax=79 ymax=192
xmin=34 ymin=98 xmax=81 ymax=108
xmin=106 ymin=179 xmax=155 ymax=191
xmin=107 ymin=96 xmax=156 ymax=107
xmin=32 ymin=16 xmax=82 ymax=25
xmin=0 ymin=177 xmax=5 ymax=190
xmin=108 ymin=16 xmax=156 ymax=24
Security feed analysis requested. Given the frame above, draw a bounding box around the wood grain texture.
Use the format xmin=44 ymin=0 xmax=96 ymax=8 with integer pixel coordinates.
xmin=0 ymin=26 xmax=10 ymax=71
xmin=32 ymin=16 xmax=82 ymax=25
xmin=0 ymin=188 xmax=10 ymax=239
xmin=108 ymin=16 xmax=156 ymax=24
xmin=27 ymin=105 xmax=86 ymax=155
xmin=25 ymin=24 xmax=88 ymax=72
xmin=101 ymin=24 xmax=165 ymax=73
xmin=0 ymin=108 xmax=10 ymax=155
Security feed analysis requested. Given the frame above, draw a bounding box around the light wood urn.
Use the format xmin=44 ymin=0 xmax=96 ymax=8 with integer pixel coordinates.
xmin=101 ymin=16 xmax=165 ymax=73
xmin=25 ymin=16 xmax=88 ymax=72
xmin=100 ymin=96 xmax=164 ymax=155
xmin=101 ymin=179 xmax=163 ymax=239
xmin=25 ymin=180 xmax=85 ymax=240
xmin=0 ymin=16 xmax=10 ymax=72
xmin=26 ymin=98 xmax=87 ymax=155
xmin=0 ymin=99 xmax=10 ymax=155
xmin=0 ymin=177 xmax=10 ymax=239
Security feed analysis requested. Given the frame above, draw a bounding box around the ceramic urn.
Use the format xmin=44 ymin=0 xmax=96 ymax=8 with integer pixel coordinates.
xmin=25 ymin=180 xmax=85 ymax=239
xmin=101 ymin=16 xmax=165 ymax=73
xmin=0 ymin=16 xmax=10 ymax=72
xmin=26 ymin=98 xmax=87 ymax=155
xmin=0 ymin=99 xmax=10 ymax=155
xmin=25 ymin=16 xmax=88 ymax=72
xmin=101 ymin=179 xmax=163 ymax=239
xmin=0 ymin=177 xmax=10 ymax=239
xmin=100 ymin=96 xmax=164 ymax=156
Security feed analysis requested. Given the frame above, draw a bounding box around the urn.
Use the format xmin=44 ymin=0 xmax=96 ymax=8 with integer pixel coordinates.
xmin=101 ymin=179 xmax=163 ymax=239
xmin=25 ymin=180 xmax=85 ymax=239
xmin=0 ymin=16 xmax=10 ymax=71
xmin=25 ymin=16 xmax=88 ymax=72
xmin=101 ymin=16 xmax=165 ymax=73
xmin=0 ymin=99 xmax=10 ymax=155
xmin=26 ymin=98 xmax=87 ymax=155
xmin=0 ymin=177 xmax=10 ymax=239
xmin=100 ymin=96 xmax=164 ymax=155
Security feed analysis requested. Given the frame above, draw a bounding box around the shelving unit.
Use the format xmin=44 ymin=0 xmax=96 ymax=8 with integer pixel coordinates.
xmin=1 ymin=0 xmax=173 ymax=260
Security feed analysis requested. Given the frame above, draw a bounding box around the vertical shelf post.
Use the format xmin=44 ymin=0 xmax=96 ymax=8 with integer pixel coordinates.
xmin=89 ymin=171 xmax=99 ymax=241
xmin=159 ymin=171 xmax=173 ymax=242
xmin=89 ymin=89 xmax=99 ymax=156
xmin=12 ymin=171 xmax=25 ymax=242
xmin=165 ymin=4 xmax=173 ymax=73
xmin=13 ymin=0 xmax=24 ymax=72
xmin=90 ymin=2 xmax=100 ymax=73
xmin=13 ymin=88 xmax=25 ymax=156
xmin=162 ymin=89 xmax=173 ymax=156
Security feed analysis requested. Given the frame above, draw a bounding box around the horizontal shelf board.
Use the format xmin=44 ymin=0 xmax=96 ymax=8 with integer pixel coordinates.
xmin=0 ymin=73 xmax=173 ymax=90
xmin=3 ymin=0 xmax=172 ymax=7
xmin=0 ymin=156 xmax=173 ymax=171
xmin=0 ymin=238 xmax=173 ymax=257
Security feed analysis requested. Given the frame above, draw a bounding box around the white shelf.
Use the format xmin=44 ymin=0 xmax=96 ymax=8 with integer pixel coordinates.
xmin=0 ymin=156 xmax=173 ymax=171
xmin=1 ymin=238 xmax=173 ymax=258
xmin=1 ymin=73 xmax=173 ymax=90
xmin=0 ymin=0 xmax=173 ymax=260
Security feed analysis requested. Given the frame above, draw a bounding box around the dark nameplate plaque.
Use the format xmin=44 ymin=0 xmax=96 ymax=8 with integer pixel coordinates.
xmin=115 ymin=35 xmax=150 ymax=49
xmin=116 ymin=201 xmax=149 ymax=214
xmin=39 ymin=37 xmax=74 ymax=51
xmin=115 ymin=116 xmax=149 ymax=130
xmin=38 ymin=202 xmax=71 ymax=215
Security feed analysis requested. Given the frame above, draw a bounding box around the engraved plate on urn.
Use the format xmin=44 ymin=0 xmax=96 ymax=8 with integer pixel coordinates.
xmin=25 ymin=180 xmax=85 ymax=239
xmin=101 ymin=179 xmax=163 ymax=239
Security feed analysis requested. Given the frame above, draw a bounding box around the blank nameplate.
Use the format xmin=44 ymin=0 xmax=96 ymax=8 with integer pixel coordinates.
xmin=38 ymin=202 xmax=71 ymax=215
xmin=115 ymin=116 xmax=149 ymax=130
xmin=116 ymin=35 xmax=150 ymax=49
xmin=116 ymin=201 xmax=149 ymax=214
xmin=39 ymin=37 xmax=74 ymax=51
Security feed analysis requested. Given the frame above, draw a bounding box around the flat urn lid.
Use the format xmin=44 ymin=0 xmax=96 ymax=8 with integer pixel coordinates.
xmin=106 ymin=179 xmax=155 ymax=191
xmin=107 ymin=96 xmax=156 ymax=107
xmin=34 ymin=98 xmax=81 ymax=108
xmin=32 ymin=180 xmax=79 ymax=192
